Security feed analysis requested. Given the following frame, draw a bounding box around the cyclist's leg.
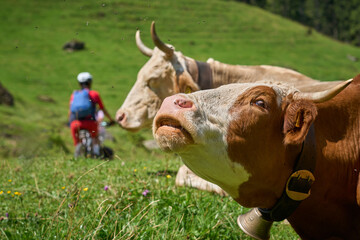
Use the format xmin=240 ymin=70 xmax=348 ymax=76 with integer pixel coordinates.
xmin=70 ymin=120 xmax=83 ymax=157
xmin=81 ymin=120 xmax=100 ymax=157
xmin=70 ymin=120 xmax=82 ymax=145
xmin=92 ymin=137 xmax=101 ymax=157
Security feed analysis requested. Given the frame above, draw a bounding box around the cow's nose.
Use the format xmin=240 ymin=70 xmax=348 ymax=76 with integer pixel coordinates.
xmin=116 ymin=111 xmax=126 ymax=125
xmin=174 ymin=98 xmax=193 ymax=108
xmin=159 ymin=95 xmax=196 ymax=115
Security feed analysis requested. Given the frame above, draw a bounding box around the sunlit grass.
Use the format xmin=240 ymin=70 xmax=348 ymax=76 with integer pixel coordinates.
xmin=0 ymin=152 xmax=298 ymax=239
xmin=1 ymin=0 xmax=360 ymax=158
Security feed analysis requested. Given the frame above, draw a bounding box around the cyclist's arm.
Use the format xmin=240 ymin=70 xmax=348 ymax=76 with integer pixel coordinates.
xmin=90 ymin=91 xmax=114 ymax=123
xmin=102 ymin=108 xmax=115 ymax=123
xmin=68 ymin=93 xmax=74 ymax=122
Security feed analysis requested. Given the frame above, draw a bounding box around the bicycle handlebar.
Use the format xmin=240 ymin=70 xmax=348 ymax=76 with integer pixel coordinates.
xmin=100 ymin=121 xmax=116 ymax=127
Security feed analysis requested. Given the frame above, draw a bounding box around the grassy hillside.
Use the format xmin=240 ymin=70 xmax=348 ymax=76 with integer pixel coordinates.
xmin=0 ymin=0 xmax=359 ymax=239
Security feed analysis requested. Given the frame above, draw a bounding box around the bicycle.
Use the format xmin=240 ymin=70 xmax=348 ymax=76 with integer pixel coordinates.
xmin=74 ymin=121 xmax=114 ymax=159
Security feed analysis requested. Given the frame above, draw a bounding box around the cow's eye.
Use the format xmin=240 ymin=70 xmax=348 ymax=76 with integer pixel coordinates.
xmin=252 ymin=99 xmax=266 ymax=108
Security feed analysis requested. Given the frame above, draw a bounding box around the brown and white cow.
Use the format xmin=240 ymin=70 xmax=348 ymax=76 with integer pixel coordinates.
xmin=153 ymin=76 xmax=360 ymax=239
xmin=116 ymin=21 xmax=343 ymax=196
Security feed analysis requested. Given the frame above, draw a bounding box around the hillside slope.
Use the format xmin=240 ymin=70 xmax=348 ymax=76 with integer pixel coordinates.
xmin=0 ymin=0 xmax=359 ymax=157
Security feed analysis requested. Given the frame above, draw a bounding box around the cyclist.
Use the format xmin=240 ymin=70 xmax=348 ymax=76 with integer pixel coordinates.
xmin=68 ymin=72 xmax=115 ymax=157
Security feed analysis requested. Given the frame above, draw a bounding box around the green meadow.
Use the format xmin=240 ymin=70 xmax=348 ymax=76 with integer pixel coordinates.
xmin=0 ymin=0 xmax=359 ymax=239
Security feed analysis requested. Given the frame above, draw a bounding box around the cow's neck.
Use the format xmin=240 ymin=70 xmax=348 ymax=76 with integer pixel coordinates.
xmin=206 ymin=60 xmax=316 ymax=88
xmin=314 ymin=86 xmax=360 ymax=187
xmin=208 ymin=60 xmax=262 ymax=87
xmin=288 ymin=83 xmax=360 ymax=238
xmin=186 ymin=58 xmax=261 ymax=90
xmin=186 ymin=58 xmax=316 ymax=91
xmin=258 ymin=125 xmax=317 ymax=222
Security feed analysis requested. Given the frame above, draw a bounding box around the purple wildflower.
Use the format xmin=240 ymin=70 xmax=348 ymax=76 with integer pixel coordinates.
xmin=104 ymin=185 xmax=109 ymax=191
xmin=5 ymin=213 xmax=9 ymax=218
xmin=142 ymin=189 xmax=150 ymax=196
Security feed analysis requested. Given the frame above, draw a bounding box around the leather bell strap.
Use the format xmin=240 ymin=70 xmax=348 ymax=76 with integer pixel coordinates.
xmin=195 ymin=61 xmax=213 ymax=90
xmin=184 ymin=59 xmax=213 ymax=91
xmin=260 ymin=124 xmax=316 ymax=221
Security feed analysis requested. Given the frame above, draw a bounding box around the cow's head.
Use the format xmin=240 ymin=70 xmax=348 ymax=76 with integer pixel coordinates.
xmin=116 ymin=22 xmax=200 ymax=131
xmin=153 ymin=80 xmax=351 ymax=208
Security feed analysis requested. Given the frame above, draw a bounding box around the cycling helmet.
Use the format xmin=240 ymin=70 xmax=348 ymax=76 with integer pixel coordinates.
xmin=77 ymin=72 xmax=93 ymax=83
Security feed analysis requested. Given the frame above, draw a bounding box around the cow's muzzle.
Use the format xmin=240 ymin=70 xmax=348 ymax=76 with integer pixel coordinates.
xmin=153 ymin=95 xmax=196 ymax=152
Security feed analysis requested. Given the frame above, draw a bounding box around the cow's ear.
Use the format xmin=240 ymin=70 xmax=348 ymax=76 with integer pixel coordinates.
xmin=283 ymin=100 xmax=318 ymax=145
xmin=177 ymin=71 xmax=200 ymax=94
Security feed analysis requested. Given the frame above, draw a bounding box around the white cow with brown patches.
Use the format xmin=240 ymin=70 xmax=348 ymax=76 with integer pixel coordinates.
xmin=116 ymin=21 xmax=345 ymax=196
xmin=153 ymin=77 xmax=360 ymax=239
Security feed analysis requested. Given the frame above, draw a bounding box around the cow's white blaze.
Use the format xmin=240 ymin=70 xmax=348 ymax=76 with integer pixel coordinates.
xmin=180 ymin=146 xmax=250 ymax=199
xmin=178 ymin=84 xmax=257 ymax=198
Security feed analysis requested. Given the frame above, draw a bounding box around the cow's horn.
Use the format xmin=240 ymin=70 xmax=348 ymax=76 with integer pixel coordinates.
xmin=293 ymin=78 xmax=353 ymax=103
xmin=136 ymin=30 xmax=153 ymax=57
xmin=151 ymin=21 xmax=174 ymax=57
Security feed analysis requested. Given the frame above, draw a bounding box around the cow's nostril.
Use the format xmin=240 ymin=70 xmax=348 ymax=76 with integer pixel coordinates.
xmin=117 ymin=112 xmax=125 ymax=122
xmin=174 ymin=98 xmax=193 ymax=108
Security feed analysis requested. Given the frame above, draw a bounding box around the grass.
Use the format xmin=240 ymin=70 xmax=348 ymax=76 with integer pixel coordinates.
xmin=0 ymin=152 xmax=298 ymax=239
xmin=0 ymin=0 xmax=359 ymax=239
